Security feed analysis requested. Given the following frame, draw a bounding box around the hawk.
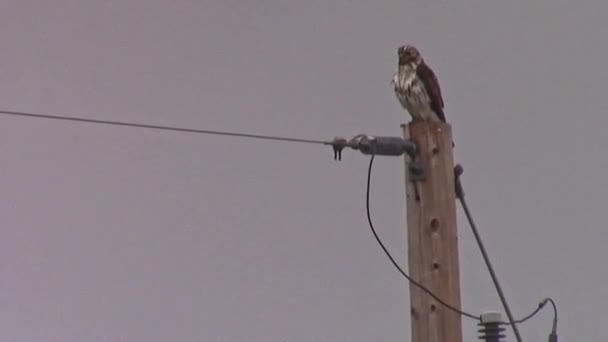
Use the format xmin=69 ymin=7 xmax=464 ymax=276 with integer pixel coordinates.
xmin=392 ymin=45 xmax=446 ymax=122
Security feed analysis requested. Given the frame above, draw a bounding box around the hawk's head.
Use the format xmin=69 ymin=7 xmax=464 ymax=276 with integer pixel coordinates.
xmin=398 ymin=45 xmax=422 ymax=65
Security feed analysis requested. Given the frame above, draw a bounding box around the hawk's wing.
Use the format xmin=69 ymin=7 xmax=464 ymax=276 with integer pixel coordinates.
xmin=416 ymin=61 xmax=446 ymax=122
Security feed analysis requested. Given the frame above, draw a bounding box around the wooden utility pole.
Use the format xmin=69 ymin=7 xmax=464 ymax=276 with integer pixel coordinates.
xmin=403 ymin=121 xmax=463 ymax=342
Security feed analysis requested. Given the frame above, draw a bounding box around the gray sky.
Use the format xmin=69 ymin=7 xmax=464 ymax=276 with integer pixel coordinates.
xmin=1 ymin=0 xmax=606 ymax=341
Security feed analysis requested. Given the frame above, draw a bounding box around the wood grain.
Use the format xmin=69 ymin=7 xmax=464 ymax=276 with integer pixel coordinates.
xmin=403 ymin=121 xmax=463 ymax=342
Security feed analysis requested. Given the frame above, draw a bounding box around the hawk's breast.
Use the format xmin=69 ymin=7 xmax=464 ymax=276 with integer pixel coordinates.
xmin=394 ymin=65 xmax=434 ymax=120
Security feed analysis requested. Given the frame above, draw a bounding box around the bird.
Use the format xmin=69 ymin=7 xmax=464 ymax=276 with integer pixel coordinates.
xmin=392 ymin=45 xmax=446 ymax=123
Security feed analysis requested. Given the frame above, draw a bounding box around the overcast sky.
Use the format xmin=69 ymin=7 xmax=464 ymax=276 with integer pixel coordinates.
xmin=1 ymin=1 xmax=607 ymax=341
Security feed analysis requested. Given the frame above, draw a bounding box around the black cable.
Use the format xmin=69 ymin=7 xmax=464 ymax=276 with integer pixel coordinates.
xmin=0 ymin=110 xmax=328 ymax=145
xmin=509 ymin=297 xmax=558 ymax=325
xmin=510 ymin=299 xmax=546 ymax=325
xmin=510 ymin=297 xmax=558 ymax=341
xmin=453 ymin=165 xmax=523 ymax=342
xmin=546 ymin=298 xmax=558 ymax=330
xmin=6 ymin=108 xmax=557 ymax=336
xmin=366 ymin=156 xmax=554 ymax=329
xmin=365 ymin=155 xmax=480 ymax=321
xmin=546 ymin=298 xmax=558 ymax=342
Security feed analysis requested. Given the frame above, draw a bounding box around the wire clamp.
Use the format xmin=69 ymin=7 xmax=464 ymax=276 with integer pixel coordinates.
xmin=407 ymin=160 xmax=426 ymax=182
xmin=454 ymin=164 xmax=465 ymax=199
xmin=329 ymin=137 xmax=347 ymax=160
xmin=328 ymin=134 xmax=418 ymax=161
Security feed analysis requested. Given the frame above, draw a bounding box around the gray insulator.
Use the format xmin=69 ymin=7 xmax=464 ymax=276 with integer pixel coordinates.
xmin=478 ymin=311 xmax=506 ymax=342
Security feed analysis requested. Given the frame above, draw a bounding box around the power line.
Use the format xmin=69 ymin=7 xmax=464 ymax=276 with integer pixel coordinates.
xmin=511 ymin=301 xmax=544 ymax=325
xmin=365 ymin=155 xmax=480 ymax=321
xmin=4 ymin=108 xmax=557 ymax=336
xmin=366 ymin=156 xmax=555 ymax=328
xmin=453 ymin=165 xmax=522 ymax=342
xmin=546 ymin=297 xmax=559 ymax=342
xmin=0 ymin=109 xmax=329 ymax=145
xmin=509 ymin=297 xmax=557 ymax=326
xmin=547 ymin=297 xmax=558 ymax=329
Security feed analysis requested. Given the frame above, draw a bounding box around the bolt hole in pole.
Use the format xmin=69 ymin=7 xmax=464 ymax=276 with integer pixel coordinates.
xmin=430 ymin=218 xmax=440 ymax=232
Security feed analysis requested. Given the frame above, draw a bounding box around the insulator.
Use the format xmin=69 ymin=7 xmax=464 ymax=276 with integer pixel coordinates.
xmin=478 ymin=311 xmax=506 ymax=342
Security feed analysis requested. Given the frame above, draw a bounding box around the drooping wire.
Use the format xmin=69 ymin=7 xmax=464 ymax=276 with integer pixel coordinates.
xmin=5 ymin=108 xmax=558 ymax=335
xmin=365 ymin=155 xmax=480 ymax=320
xmin=453 ymin=165 xmax=522 ymax=342
xmin=510 ymin=300 xmax=544 ymax=324
xmin=546 ymin=297 xmax=559 ymax=341
xmin=366 ymin=156 xmax=555 ymax=329
xmin=507 ymin=298 xmax=559 ymax=341
xmin=509 ymin=297 xmax=557 ymax=326
xmin=0 ymin=110 xmax=328 ymax=145
xmin=547 ymin=298 xmax=558 ymax=330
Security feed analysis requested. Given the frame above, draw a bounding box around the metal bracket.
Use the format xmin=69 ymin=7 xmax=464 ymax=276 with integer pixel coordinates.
xmin=330 ymin=137 xmax=347 ymax=160
xmin=357 ymin=136 xmax=416 ymax=157
xmin=407 ymin=159 xmax=426 ymax=182
xmin=328 ymin=134 xmax=418 ymax=160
